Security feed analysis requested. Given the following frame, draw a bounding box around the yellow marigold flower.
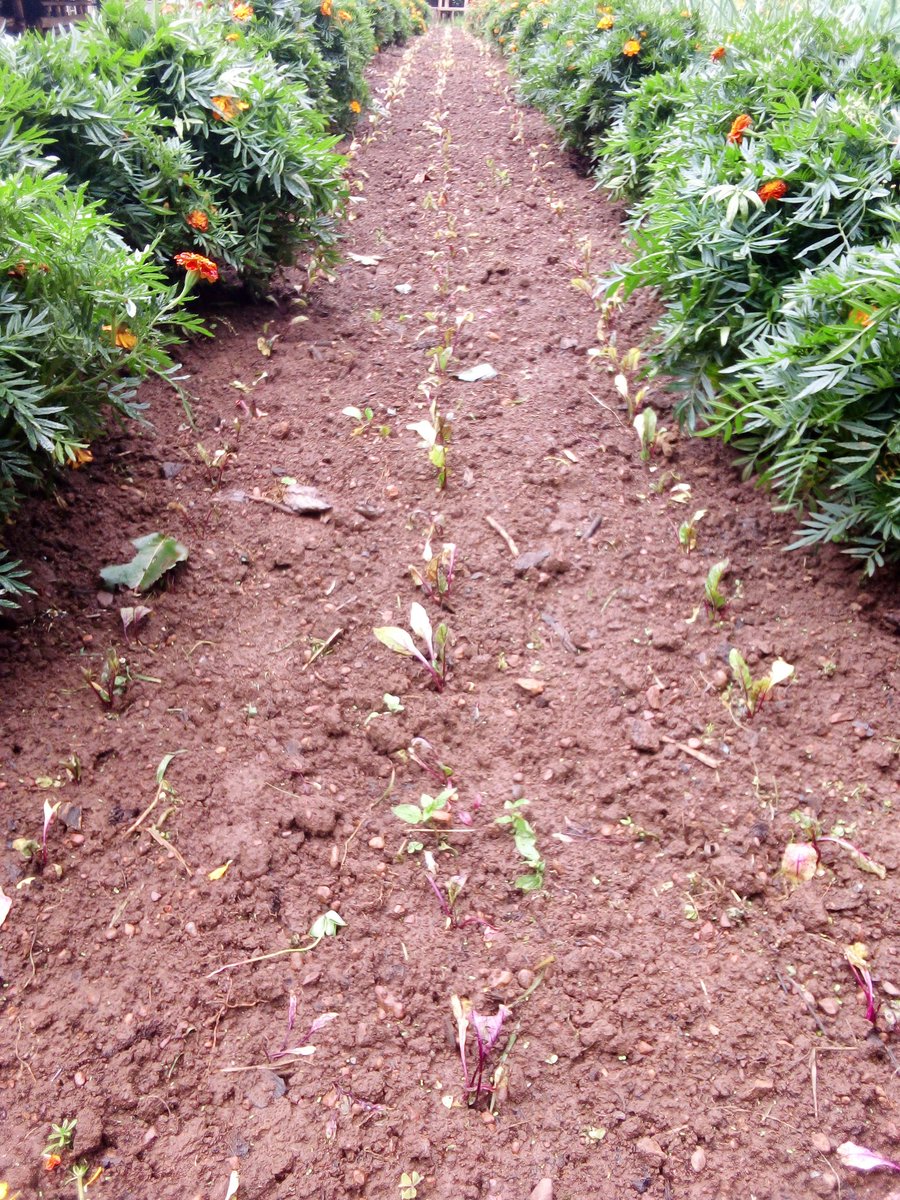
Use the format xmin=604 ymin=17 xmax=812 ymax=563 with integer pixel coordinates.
xmin=349 ymin=99 xmax=362 ymax=113
xmin=597 ymin=15 xmax=613 ymax=28
xmin=565 ymin=37 xmax=573 ymax=45
xmin=680 ymin=7 xmax=690 ymax=14
xmin=757 ymin=179 xmax=787 ymax=204
xmin=225 ymin=30 xmax=239 ymax=39
xmin=174 ymin=251 xmax=219 ymax=282
xmin=622 ymin=37 xmax=640 ymax=55
xmin=726 ymin=113 xmax=752 ymax=144
xmin=186 ymin=209 xmax=210 ymax=231
xmin=211 ymin=94 xmax=249 ymax=121
xmin=230 ymin=1 xmax=253 ymax=18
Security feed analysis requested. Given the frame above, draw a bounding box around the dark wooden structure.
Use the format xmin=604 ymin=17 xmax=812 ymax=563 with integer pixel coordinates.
xmin=426 ymin=0 xmax=466 ymax=18
xmin=0 ymin=0 xmax=95 ymax=33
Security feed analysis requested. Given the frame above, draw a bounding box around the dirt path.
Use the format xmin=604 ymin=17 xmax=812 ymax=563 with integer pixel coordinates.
xmin=1 ymin=26 xmax=898 ymax=1200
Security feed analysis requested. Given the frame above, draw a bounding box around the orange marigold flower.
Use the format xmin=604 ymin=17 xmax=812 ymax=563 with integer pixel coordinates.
xmin=349 ymin=99 xmax=361 ymax=113
xmin=211 ymin=94 xmax=249 ymax=121
xmin=596 ymin=15 xmax=613 ymax=28
xmin=225 ymin=30 xmax=239 ymax=39
xmin=710 ymin=44 xmax=725 ymax=60
xmin=337 ymin=7 xmax=352 ymax=18
xmin=320 ymin=0 xmax=333 ymax=14
xmin=757 ymin=179 xmax=787 ymax=204
xmin=66 ymin=447 xmax=94 ymax=469
xmin=186 ymin=209 xmax=210 ymax=231
xmin=848 ymin=308 xmax=875 ymax=327
xmin=174 ymin=251 xmax=219 ymax=282
xmin=102 ymin=325 xmax=138 ymax=350
xmin=622 ymin=37 xmax=640 ymax=55
xmin=44 ymin=1156 xmax=62 ymax=1172
xmin=7 ymin=260 xmax=28 ymax=278
xmin=727 ymin=113 xmax=752 ymax=144
xmin=230 ymin=0 xmax=253 ymax=17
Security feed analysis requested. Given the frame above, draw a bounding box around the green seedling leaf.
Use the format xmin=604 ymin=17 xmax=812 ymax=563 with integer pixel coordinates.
xmin=407 ymin=419 xmax=437 ymax=447
xmin=410 ymin=602 xmax=434 ymax=656
xmin=455 ymin=364 xmax=497 ymax=382
xmin=384 ymin=693 xmax=404 ymax=714
xmin=633 ymin=408 xmax=658 ymax=461
xmin=308 ymin=910 xmax=345 ymax=940
xmin=374 ymin=626 xmax=419 ymax=657
xmin=704 ymin=558 xmax=730 ymax=613
xmin=393 ymin=804 xmax=426 ymax=825
xmin=100 ymin=533 xmax=188 ymax=592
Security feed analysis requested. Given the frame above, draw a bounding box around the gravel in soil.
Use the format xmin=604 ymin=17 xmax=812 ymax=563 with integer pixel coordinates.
xmin=1 ymin=26 xmax=899 ymax=1200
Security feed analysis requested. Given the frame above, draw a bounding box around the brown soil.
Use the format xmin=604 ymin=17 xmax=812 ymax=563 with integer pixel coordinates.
xmin=1 ymin=26 xmax=899 ymax=1200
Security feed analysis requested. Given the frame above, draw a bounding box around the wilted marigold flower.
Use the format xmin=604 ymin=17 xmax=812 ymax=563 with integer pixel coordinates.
xmin=174 ymin=251 xmax=219 ymax=282
xmin=186 ymin=209 xmax=210 ymax=231
xmin=622 ymin=37 xmax=640 ymax=55
xmin=757 ymin=179 xmax=787 ymax=204
xmin=67 ymin=447 xmax=94 ymax=469
xmin=44 ymin=1156 xmax=62 ymax=1172
xmin=727 ymin=113 xmax=752 ymax=144
xmin=7 ymin=260 xmax=28 ymax=278
xmin=710 ymin=44 xmax=725 ymax=60
xmin=211 ymin=95 xmax=249 ymax=121
xmin=596 ymin=15 xmax=613 ymax=28
xmin=349 ymin=99 xmax=361 ymax=113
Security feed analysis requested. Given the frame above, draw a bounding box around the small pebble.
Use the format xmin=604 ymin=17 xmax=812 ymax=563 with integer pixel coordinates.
xmin=517 ymin=968 xmax=535 ymax=989
xmin=315 ymin=886 xmax=331 ymax=901
xmin=811 ymin=1132 xmax=831 ymax=1154
xmin=70 ymin=833 xmax=85 ymax=846
xmin=819 ymin=997 xmax=840 ymax=1016
xmin=150 ymin=891 xmax=162 ymax=902
xmin=368 ymin=836 xmax=385 ymax=850
xmin=184 ymin=921 xmax=199 ymax=937
xmin=529 ymin=1179 xmax=553 ymax=1200
xmin=74 ymin=1071 xmax=86 ymax=1087
xmin=690 ymin=1148 xmax=707 ymax=1173
xmin=124 ymin=923 xmax=136 ymax=937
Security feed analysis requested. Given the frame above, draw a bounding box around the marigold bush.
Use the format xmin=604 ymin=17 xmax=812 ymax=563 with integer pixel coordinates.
xmin=471 ymin=0 xmax=900 ymax=567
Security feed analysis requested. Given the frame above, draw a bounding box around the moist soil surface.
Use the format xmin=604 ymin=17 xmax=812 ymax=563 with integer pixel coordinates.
xmin=1 ymin=26 xmax=899 ymax=1200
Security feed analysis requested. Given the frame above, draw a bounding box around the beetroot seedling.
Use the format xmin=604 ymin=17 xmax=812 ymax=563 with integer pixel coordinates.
xmin=846 ymin=942 xmax=877 ymax=1023
xmin=451 ymin=994 xmax=512 ymax=1105
xmin=678 ymin=509 xmax=707 ymax=554
xmin=410 ymin=536 xmax=456 ymax=606
xmin=704 ymin=558 xmax=730 ymax=617
xmin=837 ymin=1142 xmax=900 ymax=1175
xmin=728 ymin=650 xmax=794 ymax=719
xmin=407 ymin=397 xmax=451 ymax=490
xmin=781 ymin=811 xmax=887 ymax=883
xmin=374 ymin=603 xmax=449 ymax=691
xmin=207 ymin=909 xmax=346 ymax=978
xmin=407 ymin=736 xmax=454 ymax=783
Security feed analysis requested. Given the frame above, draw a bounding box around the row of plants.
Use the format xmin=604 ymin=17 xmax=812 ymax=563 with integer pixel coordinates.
xmin=470 ymin=0 xmax=900 ymax=572
xmin=0 ymin=0 xmax=428 ymax=605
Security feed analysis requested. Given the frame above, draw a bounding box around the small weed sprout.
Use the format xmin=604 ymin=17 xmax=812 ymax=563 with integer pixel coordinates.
xmin=678 ymin=509 xmax=707 ymax=553
xmin=846 ymin=942 xmax=877 ymax=1023
xmin=374 ymin=602 xmax=449 ymax=691
xmin=496 ymin=799 xmax=545 ymax=891
xmin=633 ymin=407 xmax=676 ymax=461
xmin=704 ymin=558 xmax=730 ymax=617
xmin=728 ymin=650 xmax=794 ymax=718
xmin=399 ymin=1172 xmax=423 ymax=1200
xmin=44 ymin=1119 xmax=77 ymax=1158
